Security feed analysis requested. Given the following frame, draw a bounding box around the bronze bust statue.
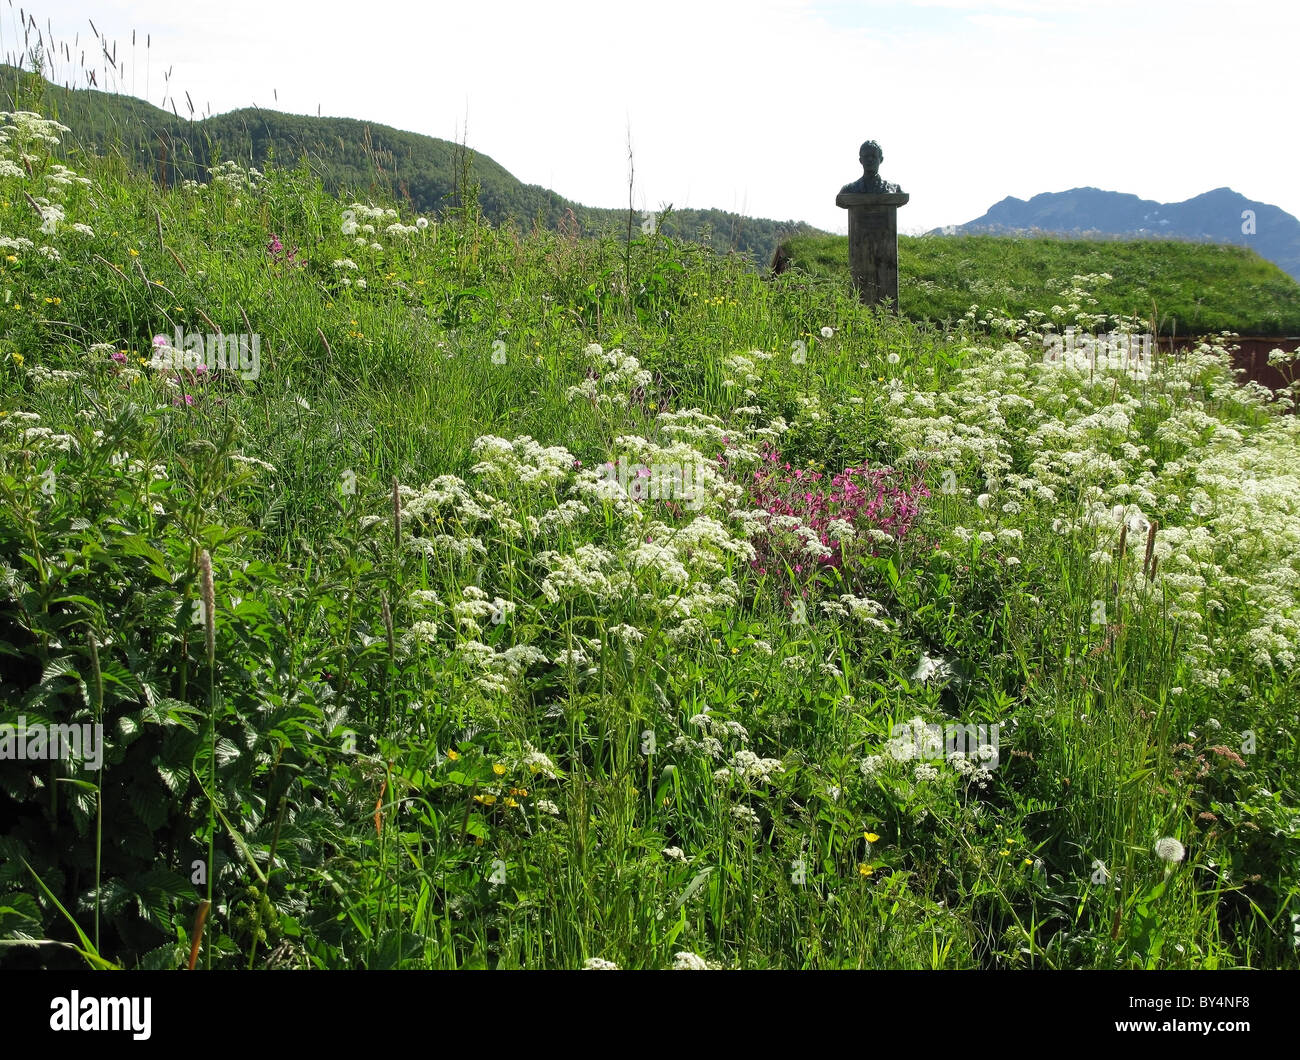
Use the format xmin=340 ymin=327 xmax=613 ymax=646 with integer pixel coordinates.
xmin=834 ymin=138 xmax=908 ymax=310
xmin=840 ymin=140 xmax=902 ymax=195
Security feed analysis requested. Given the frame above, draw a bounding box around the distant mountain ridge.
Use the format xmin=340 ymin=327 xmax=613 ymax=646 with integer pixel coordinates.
xmin=933 ymin=187 xmax=1300 ymax=283
xmin=0 ymin=64 xmax=822 ymax=267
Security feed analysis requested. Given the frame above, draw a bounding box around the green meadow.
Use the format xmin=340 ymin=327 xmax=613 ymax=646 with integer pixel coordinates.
xmin=779 ymin=232 xmax=1300 ymax=336
xmin=1 ymin=97 xmax=1298 ymax=971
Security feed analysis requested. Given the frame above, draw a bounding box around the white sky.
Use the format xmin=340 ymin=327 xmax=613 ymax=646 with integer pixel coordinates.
xmin=9 ymin=0 xmax=1299 ymax=235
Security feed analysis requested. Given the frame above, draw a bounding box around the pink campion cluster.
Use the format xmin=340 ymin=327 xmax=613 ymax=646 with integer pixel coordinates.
xmin=266 ymin=233 xmax=304 ymax=267
xmin=745 ymin=446 xmax=930 ymax=578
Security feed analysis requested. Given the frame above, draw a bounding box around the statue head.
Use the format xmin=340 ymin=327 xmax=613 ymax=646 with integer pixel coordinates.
xmin=859 ymin=140 xmax=883 ymax=173
xmin=839 ymin=139 xmax=902 ymax=197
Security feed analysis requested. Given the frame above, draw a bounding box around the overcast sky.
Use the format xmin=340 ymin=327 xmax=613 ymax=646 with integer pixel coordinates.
xmin=9 ymin=0 xmax=1299 ymax=235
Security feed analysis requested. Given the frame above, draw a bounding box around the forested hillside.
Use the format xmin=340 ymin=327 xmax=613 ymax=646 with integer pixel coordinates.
xmin=0 ymin=63 xmax=820 ymax=265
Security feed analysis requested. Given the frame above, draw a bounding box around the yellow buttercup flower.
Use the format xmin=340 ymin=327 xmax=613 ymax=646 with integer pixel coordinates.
xmin=127 ymin=248 xmax=139 ymax=257
xmin=445 ymin=749 xmax=459 ymax=761
xmin=492 ymin=763 xmax=506 ymax=776
xmin=864 ymin=832 xmax=880 ymax=843
xmin=858 ymin=864 xmax=874 ymax=877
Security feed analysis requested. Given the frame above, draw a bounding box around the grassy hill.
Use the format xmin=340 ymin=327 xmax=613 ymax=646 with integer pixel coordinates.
xmin=0 ymin=63 xmax=821 ymax=267
xmin=777 ymin=232 xmax=1300 ymax=335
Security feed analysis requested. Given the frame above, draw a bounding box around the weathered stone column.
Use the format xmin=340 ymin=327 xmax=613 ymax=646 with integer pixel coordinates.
xmin=835 ymin=140 xmax=908 ymax=309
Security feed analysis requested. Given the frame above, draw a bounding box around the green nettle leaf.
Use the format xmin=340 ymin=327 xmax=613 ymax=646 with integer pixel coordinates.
xmin=39 ymin=656 xmax=81 ymax=685
xmin=214 ymin=737 xmax=242 ymax=766
xmin=113 ymin=534 xmax=173 ymax=577
xmin=98 ymin=659 xmax=143 ymax=699
xmin=130 ymin=868 xmax=196 ymax=928
xmin=67 ymin=786 xmax=98 ymax=835
xmin=160 ymin=700 xmax=204 ymax=733
xmin=86 ymin=877 xmax=134 ymax=921
xmin=139 ymin=941 xmax=187 ymax=971
xmin=0 ymin=891 xmax=43 ymax=933
xmin=128 ymin=783 xmax=169 ymax=831
xmin=155 ymin=760 xmax=190 ymax=796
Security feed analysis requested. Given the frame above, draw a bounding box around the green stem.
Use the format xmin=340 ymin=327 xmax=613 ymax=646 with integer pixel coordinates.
xmin=88 ymin=631 xmax=104 ymax=953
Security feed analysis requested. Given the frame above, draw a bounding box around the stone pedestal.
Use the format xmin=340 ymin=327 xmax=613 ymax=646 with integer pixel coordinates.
xmin=835 ymin=190 xmax=909 ymax=309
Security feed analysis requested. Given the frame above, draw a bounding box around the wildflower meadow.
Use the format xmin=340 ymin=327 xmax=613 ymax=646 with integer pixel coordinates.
xmin=0 ymin=100 xmax=1297 ymax=973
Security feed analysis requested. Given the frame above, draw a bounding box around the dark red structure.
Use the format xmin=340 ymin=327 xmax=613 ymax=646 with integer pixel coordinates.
xmin=1158 ymin=335 xmax=1299 ymax=395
